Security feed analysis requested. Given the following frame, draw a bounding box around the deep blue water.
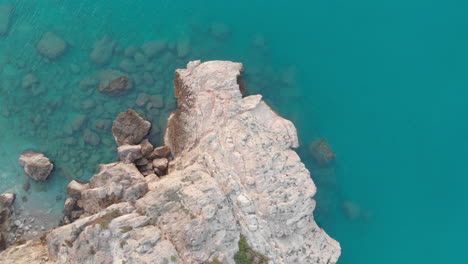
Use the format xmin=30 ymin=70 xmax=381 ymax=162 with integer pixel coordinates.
xmin=1 ymin=0 xmax=467 ymax=263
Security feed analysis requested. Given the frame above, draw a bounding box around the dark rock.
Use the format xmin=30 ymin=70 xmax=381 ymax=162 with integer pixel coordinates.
xmin=64 ymin=197 xmax=76 ymax=212
xmin=19 ymin=150 xmax=54 ymax=181
xmin=99 ymin=69 xmax=133 ymax=95
xmin=310 ymin=138 xmax=335 ymax=165
xmin=112 ymin=109 xmax=151 ymax=146
xmin=140 ymin=139 xmax=154 ymax=157
xmin=150 ymin=146 xmax=171 ymax=159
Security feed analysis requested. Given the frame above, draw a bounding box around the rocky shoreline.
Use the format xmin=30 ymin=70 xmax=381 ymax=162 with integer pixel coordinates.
xmin=0 ymin=60 xmax=340 ymax=263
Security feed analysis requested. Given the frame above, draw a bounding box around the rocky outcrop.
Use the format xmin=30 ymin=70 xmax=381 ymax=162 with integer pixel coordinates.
xmin=0 ymin=193 xmax=15 ymax=251
xmin=19 ymin=151 xmax=54 ymax=181
xmin=0 ymin=60 xmax=340 ymax=263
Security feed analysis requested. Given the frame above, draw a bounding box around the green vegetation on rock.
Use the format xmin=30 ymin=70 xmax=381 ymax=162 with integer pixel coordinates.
xmin=234 ymin=235 xmax=269 ymax=264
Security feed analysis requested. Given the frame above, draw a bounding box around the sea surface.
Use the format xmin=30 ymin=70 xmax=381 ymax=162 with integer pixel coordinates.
xmin=1 ymin=0 xmax=467 ymax=263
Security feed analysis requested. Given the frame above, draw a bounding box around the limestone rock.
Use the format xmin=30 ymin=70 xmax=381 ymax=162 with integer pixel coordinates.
xmin=112 ymin=109 xmax=151 ymax=146
xmin=63 ymin=198 xmax=76 ymax=212
xmin=19 ymin=151 xmax=53 ymax=181
xmin=0 ymin=61 xmax=340 ymax=264
xmin=66 ymin=180 xmax=90 ymax=199
xmin=99 ymin=69 xmax=133 ymax=95
xmin=149 ymin=145 xmax=171 ymax=159
xmin=36 ymin=32 xmax=67 ymax=59
xmin=151 ymin=158 xmax=168 ymax=172
xmin=139 ymin=139 xmax=154 ymax=157
xmin=90 ymin=35 xmax=116 ymax=65
xmin=117 ymin=144 xmax=143 ymax=163
xmin=0 ymin=192 xmax=15 ymax=251
xmin=0 ymin=5 xmax=13 ymax=35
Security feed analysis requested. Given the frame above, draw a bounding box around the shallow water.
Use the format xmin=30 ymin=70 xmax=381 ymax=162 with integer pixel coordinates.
xmin=1 ymin=0 xmax=467 ymax=263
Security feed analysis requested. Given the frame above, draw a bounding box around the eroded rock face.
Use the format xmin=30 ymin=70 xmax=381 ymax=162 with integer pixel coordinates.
xmin=0 ymin=192 xmax=15 ymax=251
xmin=19 ymin=151 xmax=54 ymax=181
xmin=112 ymin=109 xmax=151 ymax=146
xmin=0 ymin=61 xmax=340 ymax=264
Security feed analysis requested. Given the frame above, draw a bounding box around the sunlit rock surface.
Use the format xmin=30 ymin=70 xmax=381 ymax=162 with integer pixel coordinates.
xmin=0 ymin=60 xmax=340 ymax=264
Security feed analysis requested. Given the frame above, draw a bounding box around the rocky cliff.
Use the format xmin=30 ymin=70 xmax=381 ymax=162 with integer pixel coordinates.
xmin=0 ymin=60 xmax=341 ymax=264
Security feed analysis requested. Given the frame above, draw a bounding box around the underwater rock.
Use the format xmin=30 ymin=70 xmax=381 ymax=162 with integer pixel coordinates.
xmin=18 ymin=151 xmax=53 ymax=181
xmin=133 ymin=52 xmax=147 ymax=66
xmin=117 ymin=144 xmax=143 ymax=163
xmin=124 ymin=45 xmax=138 ymax=58
xmin=135 ymin=93 xmax=149 ymax=107
xmin=112 ymin=109 xmax=151 ymax=146
xmin=69 ymin=64 xmax=80 ymax=75
xmin=141 ymin=40 xmax=167 ymax=59
xmin=310 ymin=138 xmax=336 ymax=165
xmin=342 ymin=201 xmax=361 ymax=221
xmin=0 ymin=4 xmax=13 ymax=36
xmin=118 ymin=58 xmax=137 ymax=73
xmin=99 ymin=69 xmax=133 ymax=95
xmin=36 ymin=32 xmax=67 ymax=59
xmin=21 ymin=73 xmax=39 ymax=89
xmin=90 ymin=35 xmax=116 ymax=65
xmin=83 ymin=129 xmax=100 ymax=146
xmin=71 ymin=114 xmax=87 ymax=131
xmin=176 ymin=37 xmax=191 ymax=58
xmin=211 ymin=22 xmax=230 ymax=40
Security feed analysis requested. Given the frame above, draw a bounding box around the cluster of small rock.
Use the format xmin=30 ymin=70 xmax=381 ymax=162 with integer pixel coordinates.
xmin=62 ymin=109 xmax=173 ymax=224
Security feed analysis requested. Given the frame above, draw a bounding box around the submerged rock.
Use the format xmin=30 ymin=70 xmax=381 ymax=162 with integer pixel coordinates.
xmin=310 ymin=138 xmax=336 ymax=165
xmin=112 ymin=109 xmax=151 ymax=146
xmin=36 ymin=32 xmax=67 ymax=59
xmin=141 ymin=40 xmax=167 ymax=59
xmin=18 ymin=151 xmax=53 ymax=181
xmin=0 ymin=5 xmax=13 ymax=36
xmin=90 ymin=35 xmax=116 ymax=65
xmin=99 ymin=69 xmax=133 ymax=94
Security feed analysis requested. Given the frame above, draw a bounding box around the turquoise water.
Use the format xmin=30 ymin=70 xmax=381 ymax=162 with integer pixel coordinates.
xmin=1 ymin=0 xmax=467 ymax=263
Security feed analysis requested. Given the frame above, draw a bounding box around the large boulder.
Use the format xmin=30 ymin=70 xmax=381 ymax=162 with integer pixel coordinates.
xmin=18 ymin=150 xmax=53 ymax=181
xmin=0 ymin=4 xmax=13 ymax=35
xmin=99 ymin=69 xmax=133 ymax=95
xmin=310 ymin=138 xmax=336 ymax=165
xmin=36 ymin=32 xmax=67 ymax=59
xmin=90 ymin=35 xmax=116 ymax=65
xmin=112 ymin=109 xmax=151 ymax=146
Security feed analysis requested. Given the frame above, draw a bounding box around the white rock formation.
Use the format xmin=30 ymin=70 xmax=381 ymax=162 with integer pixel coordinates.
xmin=0 ymin=60 xmax=340 ymax=264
